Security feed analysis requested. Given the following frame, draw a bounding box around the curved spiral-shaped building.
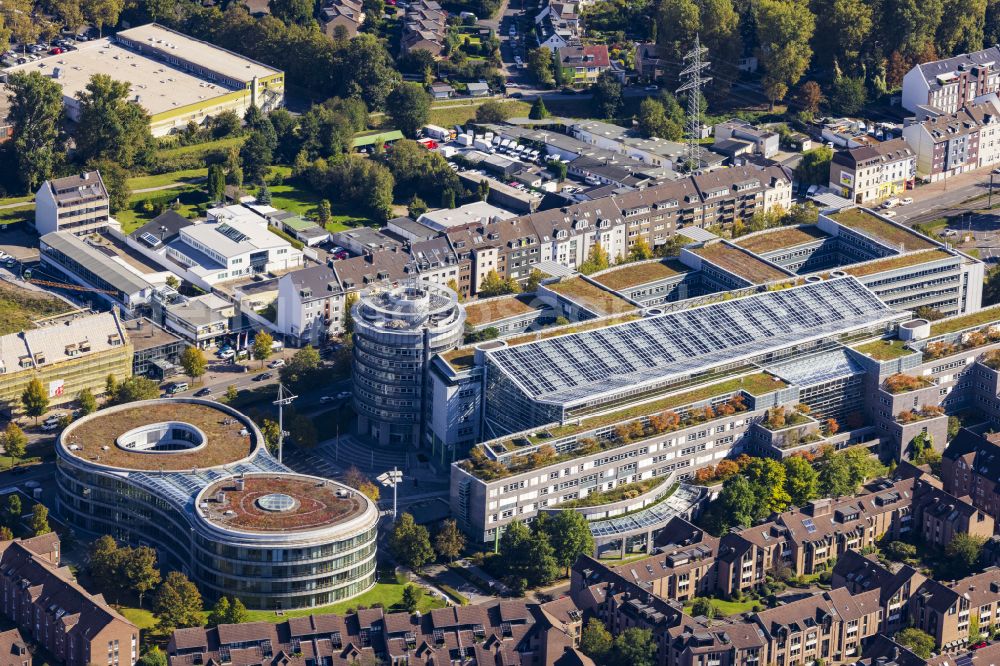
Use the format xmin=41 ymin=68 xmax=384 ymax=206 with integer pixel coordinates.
xmin=55 ymin=399 xmax=379 ymax=610
xmin=352 ymin=282 xmax=465 ymax=447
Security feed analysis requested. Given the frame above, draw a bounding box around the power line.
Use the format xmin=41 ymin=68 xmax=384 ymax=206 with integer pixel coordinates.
xmin=676 ymin=35 xmax=712 ymax=172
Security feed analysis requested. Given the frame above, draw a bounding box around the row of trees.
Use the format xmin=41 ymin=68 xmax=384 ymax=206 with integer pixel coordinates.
xmin=0 ymin=493 xmax=50 ymax=538
xmin=700 ymin=446 xmax=887 ymax=534
xmin=490 ymin=511 xmax=594 ymax=593
xmin=388 ymin=514 xmax=466 ymax=569
xmin=580 ymin=621 xmax=658 ymax=666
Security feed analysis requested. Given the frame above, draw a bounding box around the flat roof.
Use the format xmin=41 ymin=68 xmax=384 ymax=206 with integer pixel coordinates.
xmin=465 ymin=295 xmax=542 ymax=327
xmin=5 ymin=39 xmax=246 ymax=118
xmin=842 ymin=249 xmax=955 ymax=277
xmin=41 ymin=232 xmax=153 ymax=295
xmin=693 ymin=242 xmax=791 ymax=284
xmin=591 ymin=260 xmax=690 ymax=291
xmin=734 ymin=225 xmax=829 ymax=255
xmin=199 ymin=475 xmax=367 ymax=533
xmin=547 ymin=277 xmax=637 ymax=316
xmin=122 ymin=318 xmax=183 ymax=352
xmin=929 ymin=304 xmax=1000 ymax=336
xmin=486 ymin=277 xmax=900 ymax=407
xmin=116 ymin=24 xmax=280 ymax=81
xmin=831 ymin=208 xmax=937 ymax=252
xmin=62 ymin=402 xmax=257 ymax=471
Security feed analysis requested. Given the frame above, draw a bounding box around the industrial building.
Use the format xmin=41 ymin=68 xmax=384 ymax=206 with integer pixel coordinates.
xmin=5 ymin=24 xmax=284 ymax=136
xmin=56 ymin=399 xmax=380 ymax=610
xmin=352 ymin=282 xmax=465 ymax=447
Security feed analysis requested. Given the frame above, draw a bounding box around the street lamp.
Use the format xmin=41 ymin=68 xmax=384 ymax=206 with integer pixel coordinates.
xmin=377 ymin=467 xmax=404 ymax=519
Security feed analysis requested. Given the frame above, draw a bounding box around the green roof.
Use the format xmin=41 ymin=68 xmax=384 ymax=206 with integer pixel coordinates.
xmin=281 ymin=215 xmax=319 ymax=232
xmin=352 ymin=130 xmax=404 ymax=148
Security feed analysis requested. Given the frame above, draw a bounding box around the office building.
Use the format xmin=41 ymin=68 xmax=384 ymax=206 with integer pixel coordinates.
xmin=0 ymin=311 xmax=132 ymax=416
xmin=352 ymin=282 xmax=465 ymax=447
xmin=56 ymin=399 xmax=380 ymax=609
xmin=35 ymin=171 xmax=110 ymax=236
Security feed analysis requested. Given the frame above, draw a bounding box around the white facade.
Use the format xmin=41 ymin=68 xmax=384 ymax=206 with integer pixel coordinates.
xmin=35 ymin=172 xmax=111 ymax=237
xmin=275 ymin=269 xmax=346 ymax=346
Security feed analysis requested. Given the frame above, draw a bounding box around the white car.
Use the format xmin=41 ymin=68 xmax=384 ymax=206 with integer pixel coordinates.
xmin=268 ymin=359 xmax=286 ymax=368
xmin=336 ymin=391 xmax=352 ymax=400
xmin=900 ymin=197 xmax=913 ymax=205
xmin=882 ymin=210 xmax=897 ymax=219
xmin=217 ymin=349 xmax=235 ymax=360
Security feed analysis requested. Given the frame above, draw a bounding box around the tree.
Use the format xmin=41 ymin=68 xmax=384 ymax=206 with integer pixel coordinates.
xmin=2 ymin=423 xmax=27 ymax=466
xmin=75 ymin=74 xmax=153 ymax=169
xmin=884 ymin=540 xmax=918 ymax=561
xmin=180 ymin=346 xmax=208 ymax=384
xmin=225 ymin=384 xmax=239 ymax=402
xmin=525 ymin=269 xmax=545 ymax=293
xmin=528 ymin=48 xmax=555 ymax=86
xmin=407 ymin=195 xmax=428 ymax=219
xmin=51 ymin=0 xmax=85 ymax=30
xmin=894 ymin=628 xmax=935 ymax=659
xmin=137 ymin=647 xmax=168 ymax=666
xmin=434 ymin=519 xmax=465 ymax=562
xmin=945 ymin=533 xmax=986 ymax=576
xmin=111 ymin=376 xmax=161 ymax=404
xmin=476 ymin=100 xmax=512 ymax=123
xmin=497 ymin=520 xmax=559 ymax=588
xmin=690 ymin=597 xmax=718 ymax=619
xmin=610 ymin=627 xmax=657 ymax=666
xmin=82 ymin=0 xmax=124 ymax=36
xmin=478 ymin=270 xmax=520 ymax=297
xmin=87 ymin=159 xmax=131 ymax=213
xmin=529 ymin=97 xmax=550 ymax=120
xmin=579 ymin=243 xmax=610 ymax=274
xmin=711 ymin=475 xmax=757 ymax=532
xmin=579 ymin=619 xmax=613 ymax=661
xmin=269 ymin=0 xmax=313 ymax=24
xmin=5 ymin=495 xmax=21 ymax=529
xmin=629 ymin=237 xmax=653 ymax=262
xmin=813 ymin=0 xmax=873 ymax=74
xmin=793 ymin=81 xmax=825 ymax=115
xmin=754 ymin=0 xmax=816 ymax=107
xmin=795 ymin=146 xmax=834 ymax=186
xmin=317 ymin=199 xmax=332 ymax=224
xmin=153 ymin=571 xmax=203 ymax=633
xmin=830 ymin=76 xmax=867 ymax=115
xmin=208 ymin=164 xmax=226 ymax=203
xmin=279 ymin=346 xmax=325 ymax=391
xmin=342 ymin=34 xmax=402 ymax=111
xmin=6 ymin=71 xmax=64 ymax=192
xmin=401 ymin=584 xmax=424 ymax=612
xmin=783 ymin=455 xmax=819 ymax=506
xmin=592 ymin=71 xmax=624 ymax=118
xmin=252 ymin=331 xmax=274 ymax=367
xmin=77 ymin=388 xmax=97 ymax=415
xmin=30 ymin=503 xmax=51 ymax=536
xmin=819 ymin=450 xmax=855 ymax=496
xmin=638 ymin=98 xmax=677 ymax=139
xmin=257 ymin=185 xmax=273 ymax=205
xmin=208 ymin=596 xmax=249 ymax=626
xmin=0 ymin=527 xmax=11 ymax=541
xmin=260 ymin=419 xmax=281 ymax=454
xmin=88 ymin=535 xmax=122 ymax=597
xmin=478 ymin=179 xmax=491 ymax=201
xmin=743 ymin=458 xmax=791 ymax=518
xmin=21 ymin=378 xmax=48 ymax=424
xmin=387 ymin=83 xmax=432 ymax=138
xmin=544 ymin=510 xmax=594 ymax=574
xmin=288 ymin=414 xmax=317 ymax=448
xmin=123 ymin=546 xmax=160 ymax=607
xmin=240 ymin=131 xmax=274 ymax=185
xmin=389 ymin=513 xmax=435 ymax=570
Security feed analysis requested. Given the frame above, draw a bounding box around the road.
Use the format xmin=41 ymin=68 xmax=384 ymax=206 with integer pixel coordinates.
xmin=894 ymin=169 xmax=1000 ymax=225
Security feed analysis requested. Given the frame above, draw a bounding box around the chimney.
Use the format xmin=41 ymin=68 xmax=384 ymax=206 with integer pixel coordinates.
xmin=82 ymin=172 xmax=90 ymax=180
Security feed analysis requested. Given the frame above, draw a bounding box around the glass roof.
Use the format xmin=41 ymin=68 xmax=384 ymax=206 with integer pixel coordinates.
xmin=765 ymin=348 xmax=865 ymax=386
xmin=486 ymin=277 xmax=899 ymax=408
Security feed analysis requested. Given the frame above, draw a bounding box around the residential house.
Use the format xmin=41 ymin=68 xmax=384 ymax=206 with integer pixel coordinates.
xmin=635 ymin=43 xmax=669 ymax=81
xmin=401 ymin=0 xmax=447 ymax=56
xmin=35 ymin=171 xmax=111 ymax=236
xmin=902 ymin=46 xmax=1000 ymax=114
xmin=558 ymin=45 xmax=611 ymax=84
xmin=319 ymin=0 xmax=364 ymax=38
xmin=910 ymin=477 xmax=995 ymax=548
xmin=829 ymin=138 xmax=917 ymax=204
xmin=901 ymin=100 xmax=1000 ymax=182
xmin=941 ymin=428 xmax=1000 ymax=522
xmin=714 ymin=120 xmax=780 ymax=158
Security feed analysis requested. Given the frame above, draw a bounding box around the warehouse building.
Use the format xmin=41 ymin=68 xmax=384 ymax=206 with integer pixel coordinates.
xmin=4 ymin=24 xmax=284 ymax=137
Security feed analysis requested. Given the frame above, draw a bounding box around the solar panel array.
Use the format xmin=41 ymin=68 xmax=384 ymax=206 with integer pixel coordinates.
xmin=487 ymin=278 xmax=896 ymax=407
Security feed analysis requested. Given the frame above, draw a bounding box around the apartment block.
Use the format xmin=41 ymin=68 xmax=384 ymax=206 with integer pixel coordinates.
xmin=35 ymin=171 xmax=110 ymax=237
xmin=901 ymin=100 xmax=1000 ymax=182
xmin=0 ymin=535 xmax=139 ymax=666
xmin=902 ymin=47 xmax=1000 ymax=114
xmin=941 ymin=429 xmax=1000 ymax=521
xmin=829 ymin=139 xmax=916 ymax=204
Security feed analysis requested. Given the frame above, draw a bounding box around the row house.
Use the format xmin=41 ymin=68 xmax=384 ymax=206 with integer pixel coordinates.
xmin=901 ymin=100 xmax=1000 ymax=182
xmin=319 ymin=0 xmax=364 ymax=38
xmin=829 ymin=138 xmax=916 ymax=205
xmin=400 ymin=0 xmax=447 ymax=56
xmin=832 ymin=550 xmax=927 ymax=635
xmin=941 ymin=429 xmax=1000 ymax=521
xmin=909 ymin=477 xmax=995 ymax=547
xmin=902 ymin=46 xmax=1000 ymax=114
xmin=0 ymin=535 xmax=138 ymax=666
xmin=911 ymin=569 xmax=1000 ymax=650
xmin=167 ymin=601 xmax=587 ymax=666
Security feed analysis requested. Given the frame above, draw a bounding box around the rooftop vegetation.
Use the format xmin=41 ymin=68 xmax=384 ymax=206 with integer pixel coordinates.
xmin=842 ymin=249 xmax=954 ymax=278
xmin=554 ymin=477 xmax=666 ymax=509
xmin=0 ymin=282 xmax=73 ymax=336
xmin=897 ymin=405 xmax=944 ymax=424
xmin=928 ymin=304 xmax=1000 ymax=336
xmin=734 ymin=225 xmax=828 ymax=254
xmin=883 ymin=374 xmax=934 ymax=394
xmin=464 ymin=295 xmax=539 ymax=327
xmin=591 ymin=260 xmax=689 ymax=291
xmin=924 ymin=326 xmax=1000 ymax=361
xmin=693 ymin=242 xmax=790 ymax=283
xmin=831 ymin=208 xmax=936 ymax=252
xmin=852 ymin=338 xmax=914 ymax=360
xmin=547 ymin=277 xmax=636 ymax=316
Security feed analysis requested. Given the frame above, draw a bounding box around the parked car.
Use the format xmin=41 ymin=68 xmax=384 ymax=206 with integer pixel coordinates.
xmin=336 ymin=391 xmax=352 ymax=399
xmin=900 ymin=197 xmax=913 ymax=205
xmin=268 ymin=359 xmax=286 ymax=368
xmin=41 ymin=421 xmax=61 ymax=432
xmin=972 ymin=642 xmax=988 ymax=650
xmin=320 ymin=395 xmax=337 ymax=403
xmin=49 ymin=47 xmax=63 ymax=55
xmin=882 ymin=210 xmax=897 ymax=219
xmin=645 ymin=84 xmax=659 ymax=91
xmin=217 ymin=348 xmax=235 ymax=360
xmin=165 ymin=382 xmax=188 ymax=394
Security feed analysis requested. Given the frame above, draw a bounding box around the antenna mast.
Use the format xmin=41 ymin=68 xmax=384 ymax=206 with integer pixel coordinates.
xmin=273 ymin=382 xmax=297 ymax=464
xmin=676 ymin=35 xmax=711 ymax=172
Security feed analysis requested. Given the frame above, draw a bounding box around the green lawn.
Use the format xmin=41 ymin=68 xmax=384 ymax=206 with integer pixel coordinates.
xmin=128 ymin=168 xmax=208 ymax=191
xmin=0 ymin=194 xmax=34 ymax=207
xmin=118 ymin=185 xmax=209 ymax=234
xmin=118 ymin=607 xmax=159 ymax=631
xmin=0 ymin=206 xmax=33 ymax=226
xmin=155 ymin=136 xmax=245 ymax=161
xmin=265 ymin=171 xmax=374 ymax=230
xmin=684 ymin=596 xmax=761 ymax=617
xmin=416 ymin=100 xmax=532 ymax=129
xmin=242 ymin=574 xmax=445 ymax=622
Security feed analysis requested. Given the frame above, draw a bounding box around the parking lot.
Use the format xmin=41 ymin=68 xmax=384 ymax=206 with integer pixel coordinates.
xmin=2 ymin=31 xmax=95 ymax=67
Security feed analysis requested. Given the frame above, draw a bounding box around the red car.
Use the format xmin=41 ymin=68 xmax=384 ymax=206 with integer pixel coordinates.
xmin=972 ymin=642 xmax=988 ymax=650
xmin=49 ymin=47 xmax=63 ymax=55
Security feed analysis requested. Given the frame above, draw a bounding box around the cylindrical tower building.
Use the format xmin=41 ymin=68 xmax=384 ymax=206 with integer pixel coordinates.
xmin=352 ymin=282 xmax=465 ymax=447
